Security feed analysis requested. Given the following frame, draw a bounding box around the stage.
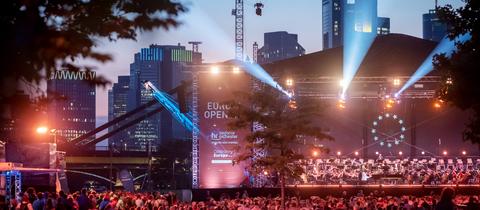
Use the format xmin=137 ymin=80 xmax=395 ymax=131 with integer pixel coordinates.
xmin=191 ymin=184 xmax=480 ymax=201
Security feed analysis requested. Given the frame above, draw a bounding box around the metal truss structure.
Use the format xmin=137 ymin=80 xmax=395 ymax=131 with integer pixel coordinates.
xmin=3 ymin=170 xmax=21 ymax=203
xmin=191 ymin=73 xmax=200 ymax=188
xmin=232 ymin=0 xmax=244 ymax=61
xmin=252 ymin=80 xmax=267 ymax=187
xmin=293 ymin=76 xmax=442 ymax=99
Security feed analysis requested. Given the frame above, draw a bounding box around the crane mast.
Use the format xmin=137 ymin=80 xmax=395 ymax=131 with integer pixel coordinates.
xmin=232 ymin=0 xmax=244 ymax=61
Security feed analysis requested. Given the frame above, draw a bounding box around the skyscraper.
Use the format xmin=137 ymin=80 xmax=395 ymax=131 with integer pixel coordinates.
xmin=377 ymin=17 xmax=390 ymax=35
xmin=423 ymin=9 xmax=447 ymax=42
xmin=47 ymin=70 xmax=96 ymax=142
xmin=257 ymin=31 xmax=305 ymax=64
xmin=323 ymin=0 xmax=388 ymax=49
xmin=322 ymin=0 xmax=343 ymax=50
xmin=128 ymin=44 xmax=200 ymax=150
xmin=108 ymin=75 xmax=130 ymax=148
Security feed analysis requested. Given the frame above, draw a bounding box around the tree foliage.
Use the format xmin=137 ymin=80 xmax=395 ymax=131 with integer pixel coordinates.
xmin=226 ymin=86 xmax=333 ymax=205
xmin=0 ymin=0 xmax=186 ymax=105
xmin=435 ymin=0 xmax=480 ymax=145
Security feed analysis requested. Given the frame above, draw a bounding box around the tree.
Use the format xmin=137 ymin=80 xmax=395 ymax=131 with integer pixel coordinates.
xmin=434 ymin=0 xmax=480 ymax=145
xmin=226 ymin=87 xmax=333 ymax=207
xmin=0 ymin=0 xmax=186 ymax=115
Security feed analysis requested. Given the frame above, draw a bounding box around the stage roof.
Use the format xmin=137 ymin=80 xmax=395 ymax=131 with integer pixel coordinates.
xmin=261 ymin=33 xmax=438 ymax=77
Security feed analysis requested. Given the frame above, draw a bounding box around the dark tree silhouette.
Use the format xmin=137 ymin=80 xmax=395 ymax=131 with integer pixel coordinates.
xmin=0 ymin=0 xmax=186 ymax=115
xmin=226 ymin=87 xmax=333 ymax=207
xmin=435 ymin=0 xmax=480 ymax=145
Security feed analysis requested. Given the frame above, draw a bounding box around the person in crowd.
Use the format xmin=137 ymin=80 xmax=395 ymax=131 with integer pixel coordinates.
xmin=436 ymin=187 xmax=456 ymax=210
xmin=77 ymin=189 xmax=91 ymax=210
xmin=32 ymin=192 xmax=45 ymax=210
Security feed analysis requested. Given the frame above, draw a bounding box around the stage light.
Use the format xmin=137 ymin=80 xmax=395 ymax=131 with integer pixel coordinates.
xmin=354 ymin=151 xmax=359 ymax=156
xmin=286 ymin=78 xmax=294 ymax=87
xmin=398 ymin=151 xmax=403 ymax=156
xmin=434 ymin=100 xmax=443 ymax=109
xmin=446 ymin=77 xmax=453 ymax=85
xmin=336 ymin=151 xmax=341 ymax=156
xmin=232 ymin=66 xmax=241 ymax=74
xmin=462 ymin=151 xmax=467 ymax=155
xmin=312 ymin=151 xmax=319 ymax=157
xmin=393 ymin=78 xmax=401 ymax=86
xmin=375 ymin=151 xmax=379 ymax=155
xmin=337 ymin=99 xmax=346 ymax=109
xmin=288 ymin=99 xmax=297 ymax=109
xmin=396 ymin=33 xmax=471 ymax=96
xmin=263 ymin=171 xmax=268 ymax=175
xmin=385 ymin=98 xmax=395 ymax=109
xmin=210 ymin=66 xmax=220 ymax=74
xmin=36 ymin=126 xmax=48 ymax=134
xmin=443 ymin=151 xmax=448 ymax=156
xmin=421 ymin=151 xmax=425 ymax=155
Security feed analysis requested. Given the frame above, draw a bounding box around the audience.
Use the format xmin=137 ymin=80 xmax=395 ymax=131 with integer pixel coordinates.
xmin=8 ymin=186 xmax=480 ymax=210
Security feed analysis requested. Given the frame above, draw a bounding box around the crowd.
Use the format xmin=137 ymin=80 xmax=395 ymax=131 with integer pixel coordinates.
xmin=299 ymin=158 xmax=480 ymax=185
xmin=4 ymin=187 xmax=480 ymax=210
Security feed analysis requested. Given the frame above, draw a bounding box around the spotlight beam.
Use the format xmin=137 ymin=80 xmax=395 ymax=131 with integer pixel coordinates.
xmin=396 ymin=33 xmax=471 ymax=96
xmin=144 ymin=81 xmax=197 ymax=132
xmin=342 ymin=0 xmax=378 ymax=96
xmin=237 ymin=61 xmax=291 ymax=97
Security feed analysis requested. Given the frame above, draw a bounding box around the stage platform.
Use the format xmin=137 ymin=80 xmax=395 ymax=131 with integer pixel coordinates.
xmin=192 ymin=184 xmax=480 ymax=201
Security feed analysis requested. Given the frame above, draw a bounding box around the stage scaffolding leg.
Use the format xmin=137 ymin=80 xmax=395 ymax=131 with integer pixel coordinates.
xmin=410 ymin=100 xmax=417 ymax=157
xmin=362 ymin=100 xmax=369 ymax=159
xmin=4 ymin=171 xmax=21 ymax=205
xmin=252 ymin=80 xmax=267 ymax=188
xmin=191 ymin=73 xmax=199 ymax=189
xmin=5 ymin=172 xmax=11 ymax=202
xmin=14 ymin=172 xmax=21 ymax=199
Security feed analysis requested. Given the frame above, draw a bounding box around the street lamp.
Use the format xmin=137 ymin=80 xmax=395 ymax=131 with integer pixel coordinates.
xmin=36 ymin=126 xmax=48 ymax=134
xmin=36 ymin=126 xmax=57 ymax=145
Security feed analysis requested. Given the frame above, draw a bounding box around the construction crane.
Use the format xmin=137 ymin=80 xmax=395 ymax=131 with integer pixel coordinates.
xmin=232 ymin=1 xmax=264 ymax=61
xmin=232 ymin=0 xmax=244 ymax=61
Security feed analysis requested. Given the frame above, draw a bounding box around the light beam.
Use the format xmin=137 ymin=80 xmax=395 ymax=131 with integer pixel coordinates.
xmin=237 ymin=61 xmax=292 ymax=97
xmin=396 ymin=33 xmax=471 ymax=96
xmin=342 ymin=0 xmax=378 ymax=96
xmin=144 ymin=81 xmax=198 ymax=132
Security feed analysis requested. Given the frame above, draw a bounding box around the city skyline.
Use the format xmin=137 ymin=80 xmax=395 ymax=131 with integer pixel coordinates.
xmin=93 ymin=0 xmax=464 ymax=117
